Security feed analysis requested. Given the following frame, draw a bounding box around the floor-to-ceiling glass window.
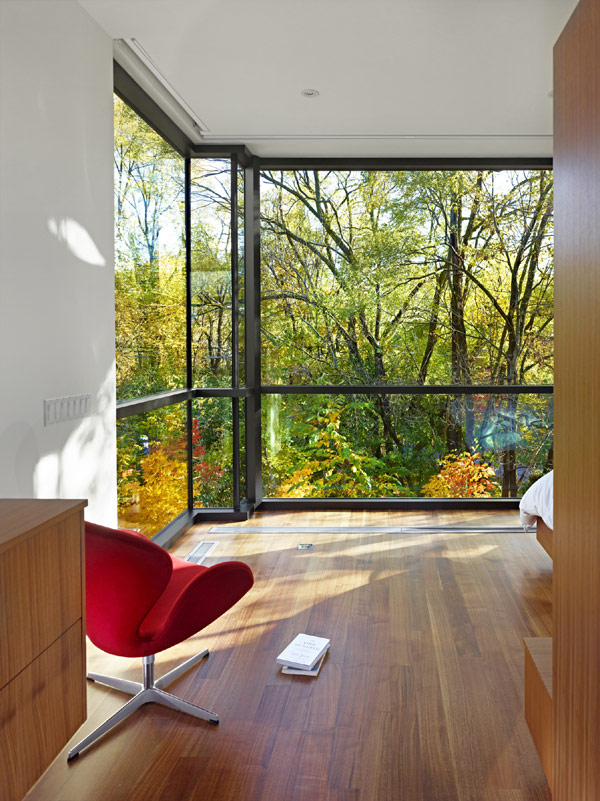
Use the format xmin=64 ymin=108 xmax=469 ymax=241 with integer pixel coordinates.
xmin=114 ymin=96 xmax=244 ymax=537
xmin=260 ymin=169 xmax=553 ymax=499
xmin=114 ymin=91 xmax=554 ymax=535
xmin=114 ymin=96 xmax=188 ymax=535
xmin=189 ymin=157 xmax=244 ymax=512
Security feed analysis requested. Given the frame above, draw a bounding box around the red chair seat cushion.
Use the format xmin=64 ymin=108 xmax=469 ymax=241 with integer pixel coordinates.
xmin=137 ymin=556 xmax=254 ymax=654
xmin=85 ymin=522 xmax=253 ymax=658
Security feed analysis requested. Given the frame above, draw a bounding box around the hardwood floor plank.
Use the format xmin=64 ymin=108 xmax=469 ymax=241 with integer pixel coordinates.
xmin=24 ymin=511 xmax=551 ymax=801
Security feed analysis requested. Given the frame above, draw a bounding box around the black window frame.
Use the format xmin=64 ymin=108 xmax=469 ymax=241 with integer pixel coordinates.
xmin=114 ymin=63 xmax=554 ymax=544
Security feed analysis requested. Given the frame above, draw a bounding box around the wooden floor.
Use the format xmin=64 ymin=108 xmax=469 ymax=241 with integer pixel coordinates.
xmin=26 ymin=511 xmax=552 ymax=801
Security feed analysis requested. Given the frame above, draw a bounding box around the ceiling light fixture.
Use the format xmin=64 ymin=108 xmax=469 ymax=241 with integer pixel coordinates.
xmin=113 ymin=38 xmax=209 ymax=143
xmin=301 ymin=89 xmax=320 ymax=98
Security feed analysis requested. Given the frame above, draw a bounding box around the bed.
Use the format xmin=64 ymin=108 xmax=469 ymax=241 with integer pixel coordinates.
xmin=519 ymin=470 xmax=554 ymax=558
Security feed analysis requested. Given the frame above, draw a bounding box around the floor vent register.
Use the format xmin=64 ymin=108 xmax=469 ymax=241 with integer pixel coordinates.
xmin=184 ymin=541 xmax=218 ymax=564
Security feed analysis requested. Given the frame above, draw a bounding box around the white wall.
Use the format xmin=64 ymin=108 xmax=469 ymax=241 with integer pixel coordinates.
xmin=0 ymin=0 xmax=117 ymax=525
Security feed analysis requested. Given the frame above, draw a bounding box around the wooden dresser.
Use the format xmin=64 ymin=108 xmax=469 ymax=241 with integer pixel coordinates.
xmin=0 ymin=499 xmax=87 ymax=801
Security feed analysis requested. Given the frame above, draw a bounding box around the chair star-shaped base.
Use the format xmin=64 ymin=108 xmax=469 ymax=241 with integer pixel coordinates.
xmin=68 ymin=649 xmax=218 ymax=761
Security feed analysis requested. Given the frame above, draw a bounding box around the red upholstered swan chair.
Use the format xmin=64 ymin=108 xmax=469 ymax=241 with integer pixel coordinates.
xmin=68 ymin=522 xmax=254 ymax=760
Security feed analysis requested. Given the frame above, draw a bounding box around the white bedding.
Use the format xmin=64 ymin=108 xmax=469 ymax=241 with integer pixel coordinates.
xmin=519 ymin=470 xmax=553 ymax=531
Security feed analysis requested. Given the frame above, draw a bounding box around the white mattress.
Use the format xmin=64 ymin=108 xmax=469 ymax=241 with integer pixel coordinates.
xmin=519 ymin=470 xmax=553 ymax=531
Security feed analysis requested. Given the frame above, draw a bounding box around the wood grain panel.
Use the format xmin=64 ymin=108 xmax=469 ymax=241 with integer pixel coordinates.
xmin=554 ymin=0 xmax=600 ymax=798
xmin=535 ymin=519 xmax=553 ymax=560
xmin=524 ymin=638 xmax=552 ymax=791
xmin=0 ymin=512 xmax=83 ymax=689
xmin=0 ymin=500 xmax=86 ymax=553
xmin=0 ymin=621 xmax=85 ymax=801
xmin=24 ymin=510 xmax=552 ymax=801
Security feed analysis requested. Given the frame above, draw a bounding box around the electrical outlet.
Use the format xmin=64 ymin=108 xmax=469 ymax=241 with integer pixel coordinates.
xmin=44 ymin=394 xmax=91 ymax=426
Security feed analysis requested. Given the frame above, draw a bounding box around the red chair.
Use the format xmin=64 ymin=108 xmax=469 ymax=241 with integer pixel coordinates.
xmin=68 ymin=522 xmax=254 ymax=760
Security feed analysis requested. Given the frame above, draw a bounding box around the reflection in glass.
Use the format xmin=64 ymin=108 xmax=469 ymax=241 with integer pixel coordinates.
xmin=117 ymin=403 xmax=188 ymax=537
xmin=114 ymin=96 xmax=186 ymax=401
xmin=262 ymin=393 xmax=553 ymax=499
xmin=192 ymin=398 xmax=233 ymax=507
xmin=190 ymin=159 xmax=233 ymax=387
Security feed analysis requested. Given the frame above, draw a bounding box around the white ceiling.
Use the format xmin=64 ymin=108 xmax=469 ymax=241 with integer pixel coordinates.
xmin=79 ymin=0 xmax=578 ymax=158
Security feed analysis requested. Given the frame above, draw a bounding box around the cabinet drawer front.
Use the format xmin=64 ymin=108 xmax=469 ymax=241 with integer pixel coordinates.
xmin=0 ymin=621 xmax=85 ymax=801
xmin=0 ymin=514 xmax=83 ymax=688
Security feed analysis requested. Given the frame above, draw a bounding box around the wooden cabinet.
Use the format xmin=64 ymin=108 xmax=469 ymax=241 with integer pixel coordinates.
xmin=0 ymin=500 xmax=87 ymax=801
xmin=526 ymin=4 xmax=600 ymax=794
xmin=524 ymin=638 xmax=553 ymax=791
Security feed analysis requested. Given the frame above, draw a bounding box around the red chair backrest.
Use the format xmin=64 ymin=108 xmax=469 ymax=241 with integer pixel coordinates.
xmin=85 ymin=522 xmax=172 ymax=655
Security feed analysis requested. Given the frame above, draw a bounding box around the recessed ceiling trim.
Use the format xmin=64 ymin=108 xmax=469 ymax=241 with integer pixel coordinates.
xmin=200 ymin=133 xmax=553 ymax=141
xmin=113 ymin=38 xmax=209 ymax=144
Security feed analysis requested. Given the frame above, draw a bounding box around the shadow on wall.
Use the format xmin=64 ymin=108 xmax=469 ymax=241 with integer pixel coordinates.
xmin=31 ymin=366 xmax=117 ymax=525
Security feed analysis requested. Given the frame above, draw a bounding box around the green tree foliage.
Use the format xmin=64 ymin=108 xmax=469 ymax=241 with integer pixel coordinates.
xmin=422 ymin=452 xmax=500 ymax=498
xmin=114 ymin=94 xmax=554 ymax=516
xmin=114 ymin=100 xmax=233 ymax=534
xmin=261 ymin=170 xmax=553 ymax=389
xmin=266 ymin=397 xmax=413 ymax=498
xmin=189 ymin=159 xmax=235 ymax=388
xmin=260 ymin=169 xmax=553 ymax=497
xmin=114 ymin=96 xmax=186 ymax=400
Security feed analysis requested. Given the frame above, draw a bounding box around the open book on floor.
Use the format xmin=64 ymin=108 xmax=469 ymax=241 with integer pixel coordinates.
xmin=276 ymin=633 xmax=331 ymax=671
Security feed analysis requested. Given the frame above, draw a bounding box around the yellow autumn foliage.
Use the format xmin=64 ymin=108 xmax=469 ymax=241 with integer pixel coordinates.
xmin=421 ymin=452 xmax=499 ymax=498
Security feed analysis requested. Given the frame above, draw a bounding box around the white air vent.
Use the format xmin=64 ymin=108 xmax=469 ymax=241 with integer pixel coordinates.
xmin=44 ymin=394 xmax=91 ymax=426
xmin=184 ymin=541 xmax=218 ymax=564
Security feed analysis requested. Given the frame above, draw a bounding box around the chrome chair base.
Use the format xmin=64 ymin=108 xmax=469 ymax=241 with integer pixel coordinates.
xmin=67 ymin=649 xmax=217 ymax=761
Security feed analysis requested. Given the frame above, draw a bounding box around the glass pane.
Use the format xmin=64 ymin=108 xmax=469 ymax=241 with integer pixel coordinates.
xmin=262 ymin=393 xmax=553 ymax=499
xmin=192 ymin=398 xmax=233 ymax=507
xmin=117 ymin=403 xmax=188 ymax=537
xmin=260 ymin=170 xmax=553 ymax=387
xmin=114 ymin=96 xmax=186 ymax=401
xmin=190 ymin=159 xmax=233 ymax=387
xmin=237 ymin=162 xmax=245 ymax=386
xmin=239 ymin=398 xmax=246 ymax=503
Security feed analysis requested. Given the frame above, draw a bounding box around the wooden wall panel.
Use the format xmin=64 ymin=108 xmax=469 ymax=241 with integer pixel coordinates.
xmin=554 ymin=0 xmax=600 ymax=797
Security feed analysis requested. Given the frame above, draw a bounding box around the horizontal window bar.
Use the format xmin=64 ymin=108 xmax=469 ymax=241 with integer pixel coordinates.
xmin=117 ymin=387 xmax=253 ymax=418
xmin=117 ymin=389 xmax=194 ymax=419
xmin=260 ymin=384 xmax=553 ymax=395
xmin=193 ymin=387 xmax=251 ymax=398
xmin=259 ymin=157 xmax=552 ymax=171
xmin=257 ymin=498 xmax=520 ymax=511
xmin=190 ymin=143 xmax=253 ymax=166
xmin=192 ymin=508 xmax=252 ymax=523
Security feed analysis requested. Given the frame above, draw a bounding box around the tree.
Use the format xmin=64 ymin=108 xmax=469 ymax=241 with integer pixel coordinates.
xmin=260 ymin=169 xmax=553 ymax=496
xmin=421 ymin=452 xmax=499 ymax=498
xmin=113 ymin=94 xmax=554 ymax=507
xmin=114 ymin=96 xmax=187 ymax=400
